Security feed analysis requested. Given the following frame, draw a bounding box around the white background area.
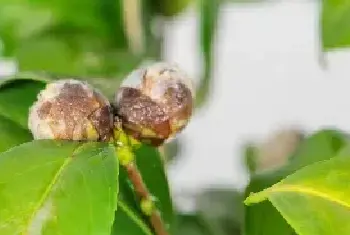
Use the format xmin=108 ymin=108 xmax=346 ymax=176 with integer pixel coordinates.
xmin=163 ymin=0 xmax=350 ymax=209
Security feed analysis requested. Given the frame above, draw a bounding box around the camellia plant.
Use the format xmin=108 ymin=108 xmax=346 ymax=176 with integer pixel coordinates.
xmin=3 ymin=1 xmax=350 ymax=234
xmin=0 ymin=62 xmax=194 ymax=235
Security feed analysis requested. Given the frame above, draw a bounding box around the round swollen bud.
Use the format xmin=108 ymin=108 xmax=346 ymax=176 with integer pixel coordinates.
xmin=28 ymin=79 xmax=113 ymax=141
xmin=114 ymin=62 xmax=194 ymax=146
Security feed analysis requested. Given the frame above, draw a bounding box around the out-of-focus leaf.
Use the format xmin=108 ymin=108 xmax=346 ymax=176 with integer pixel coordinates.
xmin=0 ymin=3 xmax=55 ymax=56
xmin=286 ymin=129 xmax=346 ymax=171
xmin=244 ymin=129 xmax=347 ymax=235
xmin=163 ymin=139 xmax=181 ymax=164
xmin=244 ymin=143 xmax=259 ymax=175
xmin=112 ymin=145 xmax=174 ymax=234
xmin=196 ymin=0 xmax=220 ymax=108
xmin=173 ymin=214 xmax=212 ymax=235
xmin=332 ymin=141 xmax=350 ymax=158
xmin=0 ymin=116 xmax=32 ymax=153
xmin=0 ymin=140 xmax=119 ymax=235
xmin=197 ymin=189 xmax=243 ymax=235
xmin=0 ymin=77 xmax=46 ymax=129
xmin=0 ymin=0 xmax=135 ymax=77
xmin=147 ymin=0 xmax=193 ymax=17
xmin=245 ymin=155 xmax=350 ymax=235
xmin=99 ymin=0 xmax=128 ymax=48
xmin=322 ymin=0 xmax=350 ymax=50
xmin=15 ymin=37 xmax=82 ymax=75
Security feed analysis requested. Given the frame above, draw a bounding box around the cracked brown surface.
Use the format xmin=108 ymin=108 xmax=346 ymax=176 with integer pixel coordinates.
xmin=35 ymin=81 xmax=113 ymax=141
xmin=114 ymin=65 xmax=194 ymax=146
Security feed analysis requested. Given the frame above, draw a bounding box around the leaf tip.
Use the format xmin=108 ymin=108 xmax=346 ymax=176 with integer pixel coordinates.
xmin=244 ymin=191 xmax=269 ymax=206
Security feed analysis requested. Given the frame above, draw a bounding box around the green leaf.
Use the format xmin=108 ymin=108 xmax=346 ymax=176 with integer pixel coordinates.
xmin=244 ymin=129 xmax=347 ymax=235
xmin=197 ymin=0 xmax=220 ymax=108
xmin=133 ymin=145 xmax=174 ymax=223
xmin=245 ymin=155 xmax=350 ymax=235
xmin=112 ymin=145 xmax=174 ymax=234
xmin=322 ymin=0 xmax=350 ymax=50
xmin=0 ymin=115 xmax=32 ymax=153
xmin=112 ymin=201 xmax=153 ymax=235
xmin=0 ymin=77 xmax=46 ymax=129
xmin=0 ymin=76 xmax=47 ymax=151
xmin=0 ymin=140 xmax=118 ymax=235
xmin=286 ymin=129 xmax=347 ymax=172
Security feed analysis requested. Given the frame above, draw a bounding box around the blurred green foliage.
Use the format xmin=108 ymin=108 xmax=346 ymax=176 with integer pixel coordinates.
xmin=0 ymin=0 xmax=220 ymax=107
xmin=322 ymin=0 xmax=350 ymax=50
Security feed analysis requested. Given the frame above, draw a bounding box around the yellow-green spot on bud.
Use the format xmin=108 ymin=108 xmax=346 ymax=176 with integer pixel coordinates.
xmin=140 ymin=198 xmax=155 ymax=216
xmin=129 ymin=136 xmax=141 ymax=149
xmin=114 ymin=125 xmax=142 ymax=149
xmin=170 ymin=119 xmax=189 ymax=135
xmin=115 ymin=129 xmax=130 ymax=146
xmin=117 ymin=146 xmax=134 ymax=166
xmin=85 ymin=121 xmax=99 ymax=140
xmin=140 ymin=127 xmax=158 ymax=138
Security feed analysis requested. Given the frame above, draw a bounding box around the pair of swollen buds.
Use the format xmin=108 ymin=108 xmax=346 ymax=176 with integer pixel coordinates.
xmin=28 ymin=62 xmax=194 ymax=147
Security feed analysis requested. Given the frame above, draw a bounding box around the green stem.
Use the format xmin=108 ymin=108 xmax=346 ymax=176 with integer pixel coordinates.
xmin=114 ymin=128 xmax=169 ymax=235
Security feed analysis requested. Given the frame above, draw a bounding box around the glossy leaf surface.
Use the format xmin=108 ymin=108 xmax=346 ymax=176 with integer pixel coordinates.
xmin=0 ymin=140 xmax=119 ymax=235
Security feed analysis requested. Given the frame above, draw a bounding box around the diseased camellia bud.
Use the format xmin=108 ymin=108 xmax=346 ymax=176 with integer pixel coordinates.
xmin=114 ymin=62 xmax=194 ymax=146
xmin=28 ymin=79 xmax=113 ymax=141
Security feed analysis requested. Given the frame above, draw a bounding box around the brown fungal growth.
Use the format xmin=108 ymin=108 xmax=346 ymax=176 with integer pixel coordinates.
xmin=114 ymin=62 xmax=194 ymax=146
xmin=28 ymin=79 xmax=113 ymax=141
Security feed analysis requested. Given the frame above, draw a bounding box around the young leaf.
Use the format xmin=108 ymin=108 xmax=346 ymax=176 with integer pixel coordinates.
xmin=244 ymin=129 xmax=347 ymax=235
xmin=322 ymin=0 xmax=350 ymax=50
xmin=245 ymin=155 xmax=350 ymax=235
xmin=0 ymin=77 xmax=46 ymax=129
xmin=0 ymin=140 xmax=119 ymax=235
xmin=112 ymin=145 xmax=174 ymax=234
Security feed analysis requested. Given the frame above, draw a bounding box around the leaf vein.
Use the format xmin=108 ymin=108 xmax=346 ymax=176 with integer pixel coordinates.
xmin=22 ymin=143 xmax=83 ymax=235
xmin=268 ymin=184 xmax=350 ymax=209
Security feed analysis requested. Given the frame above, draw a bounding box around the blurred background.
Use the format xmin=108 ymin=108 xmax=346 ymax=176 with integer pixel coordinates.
xmin=1 ymin=0 xmax=350 ymax=234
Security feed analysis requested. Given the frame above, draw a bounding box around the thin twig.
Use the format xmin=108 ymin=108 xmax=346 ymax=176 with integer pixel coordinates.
xmin=114 ymin=126 xmax=169 ymax=235
xmin=125 ymin=163 xmax=148 ymax=198
xmin=125 ymin=163 xmax=169 ymax=235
